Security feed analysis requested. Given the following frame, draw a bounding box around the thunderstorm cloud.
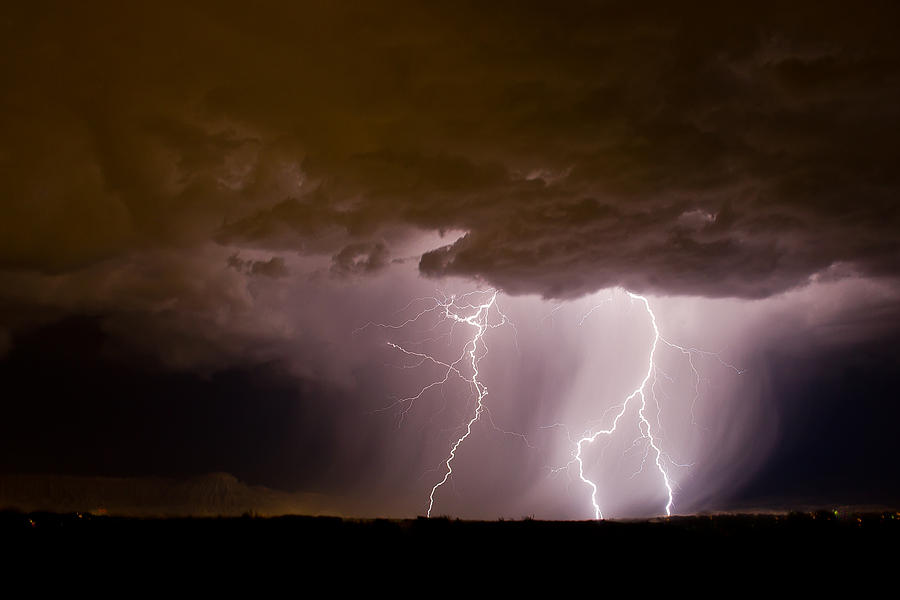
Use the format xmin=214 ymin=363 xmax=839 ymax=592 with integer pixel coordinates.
xmin=3 ymin=1 xmax=899 ymax=309
xmin=2 ymin=1 xmax=900 ymax=516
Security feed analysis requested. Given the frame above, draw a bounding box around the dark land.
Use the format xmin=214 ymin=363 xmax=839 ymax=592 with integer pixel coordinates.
xmin=6 ymin=509 xmax=897 ymax=572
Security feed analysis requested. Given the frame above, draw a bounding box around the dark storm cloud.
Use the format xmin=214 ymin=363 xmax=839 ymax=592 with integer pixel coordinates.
xmin=330 ymin=241 xmax=389 ymax=278
xmin=4 ymin=2 xmax=900 ymax=517
xmin=228 ymin=254 xmax=289 ymax=278
xmin=3 ymin=1 xmax=899 ymax=305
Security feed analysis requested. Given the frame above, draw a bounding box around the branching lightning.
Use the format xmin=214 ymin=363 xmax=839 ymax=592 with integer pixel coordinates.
xmin=572 ymin=292 xmax=672 ymax=519
xmin=358 ymin=290 xmax=515 ymax=517
xmin=364 ymin=287 xmax=743 ymax=520
xmin=562 ymin=290 xmax=744 ymax=519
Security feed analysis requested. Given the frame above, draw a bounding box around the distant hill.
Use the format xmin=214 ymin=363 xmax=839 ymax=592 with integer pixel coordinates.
xmin=0 ymin=472 xmax=338 ymax=517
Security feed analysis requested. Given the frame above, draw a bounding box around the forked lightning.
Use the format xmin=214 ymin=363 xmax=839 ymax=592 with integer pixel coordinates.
xmin=360 ymin=290 xmax=512 ymax=516
xmin=366 ymin=288 xmax=742 ymax=519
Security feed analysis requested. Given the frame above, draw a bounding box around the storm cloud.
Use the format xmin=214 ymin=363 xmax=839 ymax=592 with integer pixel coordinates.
xmin=3 ymin=1 xmax=899 ymax=307
xmin=2 ymin=2 xmax=900 ymax=516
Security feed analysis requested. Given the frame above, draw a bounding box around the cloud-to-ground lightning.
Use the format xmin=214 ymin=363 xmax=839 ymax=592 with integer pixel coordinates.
xmin=572 ymin=292 xmax=671 ymax=519
xmin=564 ymin=290 xmax=744 ymax=519
xmin=358 ymin=290 xmax=516 ymax=516
xmin=364 ymin=287 xmax=743 ymax=519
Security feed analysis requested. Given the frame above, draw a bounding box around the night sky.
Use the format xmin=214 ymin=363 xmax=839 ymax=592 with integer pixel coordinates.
xmin=1 ymin=1 xmax=899 ymax=518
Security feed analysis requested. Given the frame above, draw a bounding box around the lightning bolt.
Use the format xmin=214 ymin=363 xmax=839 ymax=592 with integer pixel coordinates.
xmin=567 ymin=290 xmax=743 ymax=519
xmin=365 ymin=287 xmax=742 ymax=520
xmin=423 ymin=290 xmax=503 ymax=517
xmin=573 ymin=292 xmax=671 ymax=519
xmin=359 ymin=290 xmax=515 ymax=517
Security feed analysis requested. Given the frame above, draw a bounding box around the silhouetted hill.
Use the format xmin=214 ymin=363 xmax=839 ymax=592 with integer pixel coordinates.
xmin=0 ymin=472 xmax=336 ymax=516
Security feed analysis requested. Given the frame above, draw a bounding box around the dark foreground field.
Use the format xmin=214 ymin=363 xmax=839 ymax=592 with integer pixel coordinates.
xmin=4 ymin=509 xmax=897 ymax=572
